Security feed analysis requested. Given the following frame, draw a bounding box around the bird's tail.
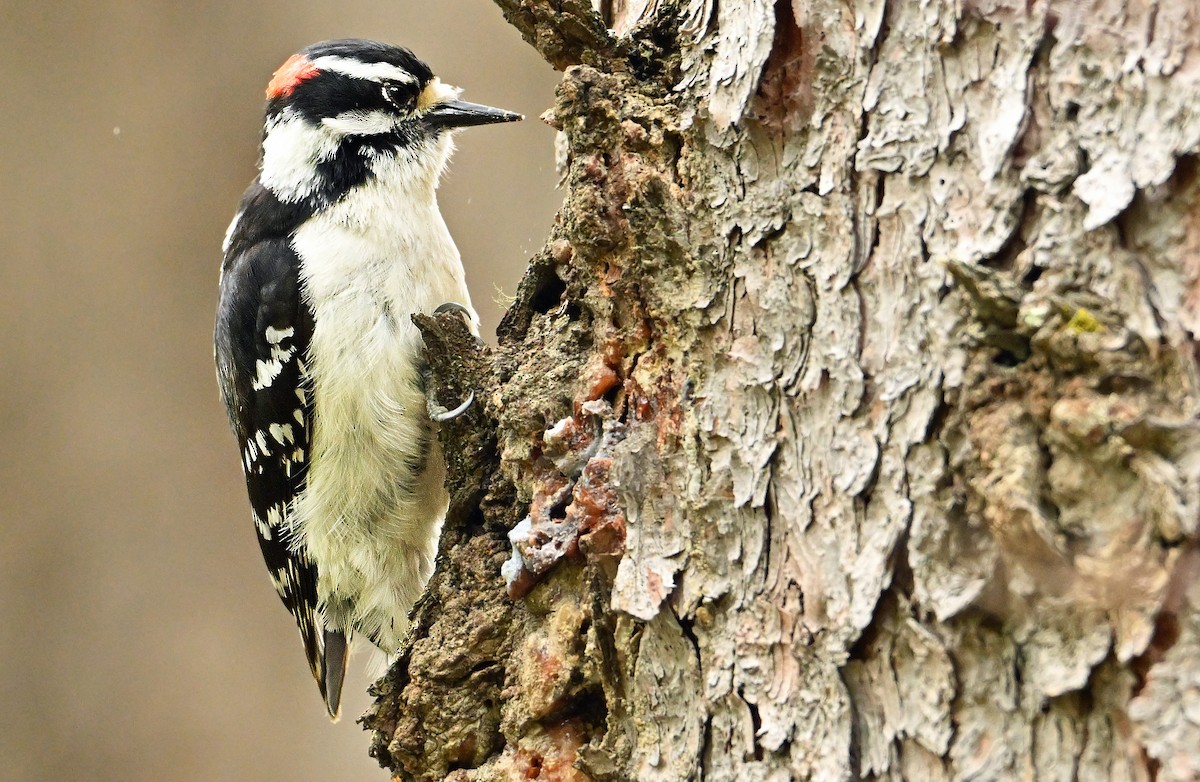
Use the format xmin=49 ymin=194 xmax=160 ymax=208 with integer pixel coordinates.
xmin=298 ymin=616 xmax=350 ymax=721
xmin=321 ymin=627 xmax=349 ymax=720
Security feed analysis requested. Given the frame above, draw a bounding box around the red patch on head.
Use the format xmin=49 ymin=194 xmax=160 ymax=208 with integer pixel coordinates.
xmin=266 ymin=54 xmax=319 ymax=99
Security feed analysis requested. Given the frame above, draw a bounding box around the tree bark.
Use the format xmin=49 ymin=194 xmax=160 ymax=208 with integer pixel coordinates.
xmin=364 ymin=2 xmax=1200 ymax=780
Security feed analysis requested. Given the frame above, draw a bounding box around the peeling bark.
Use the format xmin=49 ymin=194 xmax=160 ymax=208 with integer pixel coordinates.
xmin=366 ymin=2 xmax=1200 ymax=780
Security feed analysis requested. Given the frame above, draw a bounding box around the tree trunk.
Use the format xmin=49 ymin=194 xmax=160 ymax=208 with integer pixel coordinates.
xmin=364 ymin=2 xmax=1200 ymax=780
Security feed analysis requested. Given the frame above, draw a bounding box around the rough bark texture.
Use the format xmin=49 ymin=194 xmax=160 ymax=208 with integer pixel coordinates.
xmin=365 ymin=2 xmax=1200 ymax=780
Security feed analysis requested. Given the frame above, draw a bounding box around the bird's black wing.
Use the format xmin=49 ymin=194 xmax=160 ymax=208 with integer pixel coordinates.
xmin=214 ymin=183 xmax=345 ymax=714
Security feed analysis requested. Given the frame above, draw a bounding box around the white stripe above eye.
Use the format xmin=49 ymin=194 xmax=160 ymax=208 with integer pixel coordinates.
xmin=311 ymin=56 xmax=416 ymax=84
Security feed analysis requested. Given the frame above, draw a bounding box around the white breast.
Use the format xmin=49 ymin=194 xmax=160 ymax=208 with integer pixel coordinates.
xmin=289 ymin=148 xmax=477 ymax=651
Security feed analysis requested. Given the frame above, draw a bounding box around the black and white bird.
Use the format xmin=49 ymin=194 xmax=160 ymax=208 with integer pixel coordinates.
xmin=214 ymin=39 xmax=520 ymax=719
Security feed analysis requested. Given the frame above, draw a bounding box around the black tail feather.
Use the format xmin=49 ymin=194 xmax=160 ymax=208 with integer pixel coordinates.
xmin=322 ymin=627 xmax=349 ymax=720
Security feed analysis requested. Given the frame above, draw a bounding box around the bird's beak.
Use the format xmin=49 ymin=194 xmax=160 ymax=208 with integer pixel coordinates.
xmin=423 ymin=99 xmax=523 ymax=129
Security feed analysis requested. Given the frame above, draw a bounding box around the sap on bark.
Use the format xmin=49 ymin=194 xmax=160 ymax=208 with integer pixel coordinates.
xmin=503 ymin=400 xmax=628 ymax=598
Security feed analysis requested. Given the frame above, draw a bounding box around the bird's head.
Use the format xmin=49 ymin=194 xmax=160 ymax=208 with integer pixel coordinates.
xmin=257 ymin=39 xmax=521 ymax=204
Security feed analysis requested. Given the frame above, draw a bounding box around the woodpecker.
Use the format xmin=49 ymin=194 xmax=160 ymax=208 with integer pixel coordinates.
xmin=214 ymin=39 xmax=520 ymax=719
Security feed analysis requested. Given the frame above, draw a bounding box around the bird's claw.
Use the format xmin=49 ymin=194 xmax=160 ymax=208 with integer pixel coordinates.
xmin=433 ymin=301 xmax=484 ymax=347
xmin=434 ymin=301 xmax=472 ymax=319
xmin=425 ymin=303 xmax=480 ymax=420
xmin=429 ymin=389 xmax=475 ymax=422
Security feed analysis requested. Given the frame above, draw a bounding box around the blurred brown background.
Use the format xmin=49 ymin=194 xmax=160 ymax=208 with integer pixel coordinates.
xmin=0 ymin=1 xmax=559 ymax=779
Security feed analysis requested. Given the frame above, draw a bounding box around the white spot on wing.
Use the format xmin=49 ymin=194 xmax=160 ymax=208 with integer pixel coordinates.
xmin=254 ymin=511 xmax=271 ymax=540
xmin=253 ymin=357 xmax=284 ymax=390
xmin=252 ymin=329 xmax=298 ymax=391
xmin=254 ymin=503 xmax=282 ymax=541
xmin=266 ymin=326 xmax=294 ymax=344
xmin=255 ymin=430 xmax=271 ymax=456
xmin=269 ymin=423 xmax=295 ymax=445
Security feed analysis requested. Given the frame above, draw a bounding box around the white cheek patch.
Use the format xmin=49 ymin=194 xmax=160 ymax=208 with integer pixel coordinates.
xmin=322 ymin=109 xmax=399 ymax=136
xmin=311 ymin=56 xmax=416 ymax=85
xmin=261 ymin=113 xmax=340 ymax=202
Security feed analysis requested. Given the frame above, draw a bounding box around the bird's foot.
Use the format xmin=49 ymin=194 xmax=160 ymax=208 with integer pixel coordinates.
xmin=433 ymin=301 xmax=484 ymax=347
xmin=424 ymin=302 xmax=481 ymax=421
xmin=434 ymin=301 xmax=472 ymax=318
xmin=429 ymin=389 xmax=475 ymax=422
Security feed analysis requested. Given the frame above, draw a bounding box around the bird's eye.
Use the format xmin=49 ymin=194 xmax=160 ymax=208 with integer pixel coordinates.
xmin=383 ymin=83 xmax=417 ymax=113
